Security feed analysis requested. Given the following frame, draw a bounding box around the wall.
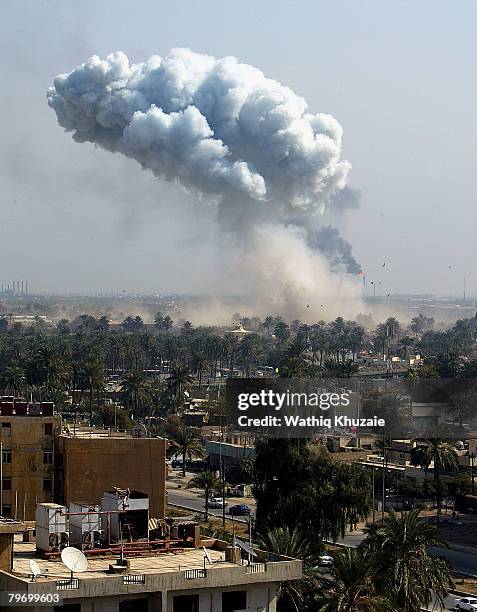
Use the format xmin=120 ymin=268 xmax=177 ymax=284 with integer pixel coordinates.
xmin=57 ymin=436 xmax=167 ymax=518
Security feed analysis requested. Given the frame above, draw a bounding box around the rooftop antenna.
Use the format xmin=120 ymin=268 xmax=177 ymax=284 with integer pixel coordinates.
xmin=203 ymin=546 xmax=213 ymax=565
xmin=29 ymin=559 xmax=42 ymax=582
xmin=61 ymin=547 xmax=89 ymax=582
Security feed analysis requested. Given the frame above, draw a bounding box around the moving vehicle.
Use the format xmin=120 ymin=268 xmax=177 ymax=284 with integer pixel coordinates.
xmin=228 ymin=504 xmax=251 ymax=516
xmin=456 ymin=598 xmax=477 ymax=611
xmin=208 ymin=497 xmax=228 ymax=508
xmin=316 ymin=554 xmax=334 ymax=567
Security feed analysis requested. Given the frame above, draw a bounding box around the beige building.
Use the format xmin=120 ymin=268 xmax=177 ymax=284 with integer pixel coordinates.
xmin=56 ymin=435 xmax=168 ymax=519
xmin=0 ymin=533 xmax=301 ymax=612
xmin=0 ymin=403 xmax=61 ymax=521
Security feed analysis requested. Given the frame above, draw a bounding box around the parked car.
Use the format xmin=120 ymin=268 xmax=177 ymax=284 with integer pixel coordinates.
xmin=456 ymin=598 xmax=477 ymax=611
xmin=316 ymin=554 xmax=334 ymax=567
xmin=208 ymin=497 xmax=228 ymax=508
xmin=228 ymin=504 xmax=251 ymax=516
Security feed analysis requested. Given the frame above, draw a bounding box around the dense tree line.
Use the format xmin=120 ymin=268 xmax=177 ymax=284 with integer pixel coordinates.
xmin=0 ymin=310 xmax=475 ymax=424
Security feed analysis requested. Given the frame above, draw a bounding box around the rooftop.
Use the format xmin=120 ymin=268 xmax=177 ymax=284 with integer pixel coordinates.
xmin=2 ymin=535 xmax=302 ymax=601
xmin=12 ymin=537 xmax=229 ymax=582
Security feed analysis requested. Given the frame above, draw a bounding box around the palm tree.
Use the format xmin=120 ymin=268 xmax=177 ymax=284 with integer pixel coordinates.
xmin=257 ymin=527 xmax=320 ymax=612
xmin=189 ymin=470 xmax=220 ymax=519
xmin=167 ymin=364 xmax=194 ymax=403
xmin=410 ymin=438 xmax=458 ymax=521
xmin=279 ymin=356 xmax=310 ymax=379
xmin=397 ymin=336 xmax=414 ymax=359
xmin=191 ymin=352 xmax=208 ymax=389
xmin=1 ymin=363 xmax=26 ymax=397
xmin=120 ymin=371 xmax=152 ymax=417
xmin=318 ymin=547 xmax=393 ymax=612
xmin=82 ymin=360 xmax=106 ymax=426
xmin=168 ymin=424 xmax=204 ymax=476
xmin=154 ymin=312 xmax=174 ymax=332
xmin=363 ymin=509 xmax=453 ymax=611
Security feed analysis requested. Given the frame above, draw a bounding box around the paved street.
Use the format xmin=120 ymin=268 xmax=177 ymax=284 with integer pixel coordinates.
xmin=336 ymin=531 xmax=477 ymax=577
xmin=167 ymin=471 xmax=477 ymax=609
xmin=166 ymin=472 xmax=253 ymax=524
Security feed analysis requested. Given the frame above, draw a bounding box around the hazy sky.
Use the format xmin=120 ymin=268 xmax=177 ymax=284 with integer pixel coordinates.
xmin=1 ymin=0 xmax=476 ymax=297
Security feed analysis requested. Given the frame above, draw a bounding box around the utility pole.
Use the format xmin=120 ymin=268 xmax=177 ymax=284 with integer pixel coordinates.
xmin=219 ymin=414 xmax=226 ymax=527
xmin=221 ymin=457 xmax=226 ymax=528
xmin=372 ymin=465 xmax=376 ymax=523
xmin=0 ymin=441 xmax=3 ymax=516
xmin=471 ymin=453 xmax=475 ymax=496
xmin=381 ymin=445 xmax=388 ymax=521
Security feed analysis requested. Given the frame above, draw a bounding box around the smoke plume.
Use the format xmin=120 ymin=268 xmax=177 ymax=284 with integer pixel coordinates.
xmin=48 ymin=48 xmax=363 ymax=320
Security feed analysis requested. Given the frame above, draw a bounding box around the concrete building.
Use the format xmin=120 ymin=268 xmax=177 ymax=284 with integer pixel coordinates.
xmin=0 ymin=401 xmax=61 ymax=520
xmin=0 ymin=527 xmax=301 ymax=612
xmin=56 ymin=435 xmax=168 ymax=519
xmin=206 ymin=441 xmax=255 ymax=471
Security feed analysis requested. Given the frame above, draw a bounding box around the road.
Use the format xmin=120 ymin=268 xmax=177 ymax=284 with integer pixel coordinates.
xmin=423 ymin=593 xmax=474 ymax=610
xmin=171 ymin=484 xmax=477 ymax=576
xmin=336 ymin=532 xmax=477 ymax=577
xmin=168 ymin=476 xmax=476 ymax=609
xmin=167 ymin=485 xmax=251 ymax=524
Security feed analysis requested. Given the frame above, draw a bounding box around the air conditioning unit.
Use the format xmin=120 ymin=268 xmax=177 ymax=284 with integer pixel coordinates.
xmin=36 ymin=503 xmax=69 ymax=553
xmin=81 ymin=530 xmax=101 ymax=549
xmin=45 ymin=531 xmax=68 ymax=552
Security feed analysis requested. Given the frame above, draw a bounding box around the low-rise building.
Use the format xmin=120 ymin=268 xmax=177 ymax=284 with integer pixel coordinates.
xmin=0 ymin=522 xmax=301 ymax=612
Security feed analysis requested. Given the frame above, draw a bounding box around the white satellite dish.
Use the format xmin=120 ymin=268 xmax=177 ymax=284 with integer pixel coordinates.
xmin=203 ymin=546 xmax=213 ymax=565
xmin=29 ymin=559 xmax=42 ymax=581
xmin=61 ymin=547 xmax=89 ymax=576
xmin=234 ymin=537 xmax=257 ymax=558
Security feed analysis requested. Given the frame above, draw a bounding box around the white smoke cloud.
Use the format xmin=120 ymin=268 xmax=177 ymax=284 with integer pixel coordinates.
xmin=47 ymin=48 xmax=350 ymax=211
xmin=48 ymin=48 xmax=363 ymax=321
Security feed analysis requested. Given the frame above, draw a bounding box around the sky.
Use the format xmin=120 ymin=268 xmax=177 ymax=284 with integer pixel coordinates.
xmin=1 ymin=0 xmax=476 ymax=297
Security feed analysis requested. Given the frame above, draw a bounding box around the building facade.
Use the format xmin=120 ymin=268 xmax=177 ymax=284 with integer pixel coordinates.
xmin=0 ymin=401 xmax=61 ymax=520
xmin=56 ymin=436 xmax=168 ymax=519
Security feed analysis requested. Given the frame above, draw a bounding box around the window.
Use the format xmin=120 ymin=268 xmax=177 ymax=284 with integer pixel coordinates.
xmin=1 ymin=422 xmax=11 ymax=437
xmin=119 ymin=600 xmax=149 ymax=612
xmin=173 ymin=594 xmax=199 ymax=612
xmin=44 ymin=423 xmax=53 ymax=435
xmin=222 ymin=591 xmax=247 ymax=612
xmin=2 ymin=478 xmax=12 ymax=491
xmin=2 ymin=449 xmax=12 ymax=464
xmin=43 ymin=478 xmax=52 ymax=491
xmin=2 ymin=505 xmax=12 ymax=518
xmin=43 ymin=451 xmax=53 ymax=464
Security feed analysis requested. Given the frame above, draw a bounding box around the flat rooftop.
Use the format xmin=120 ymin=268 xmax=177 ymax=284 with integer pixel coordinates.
xmin=12 ymin=537 xmax=230 ymax=583
xmin=2 ymin=536 xmax=302 ymax=600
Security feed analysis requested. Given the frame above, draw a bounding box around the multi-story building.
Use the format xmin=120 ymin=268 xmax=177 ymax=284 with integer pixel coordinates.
xmin=0 ymin=399 xmax=61 ymax=520
xmin=56 ymin=435 xmax=168 ymax=519
xmin=0 ymin=520 xmax=301 ymax=612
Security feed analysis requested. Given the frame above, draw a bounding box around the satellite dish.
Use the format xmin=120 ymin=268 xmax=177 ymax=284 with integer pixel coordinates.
xmin=29 ymin=559 xmax=42 ymax=581
xmin=203 ymin=546 xmax=213 ymax=565
xmin=61 ymin=547 xmax=89 ymax=575
xmin=233 ymin=537 xmax=257 ymax=558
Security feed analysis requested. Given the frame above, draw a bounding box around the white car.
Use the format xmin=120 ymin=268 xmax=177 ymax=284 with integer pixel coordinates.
xmin=207 ymin=497 xmax=228 ymax=508
xmin=317 ymin=554 xmax=334 ymax=567
xmin=456 ymin=598 xmax=477 ymax=611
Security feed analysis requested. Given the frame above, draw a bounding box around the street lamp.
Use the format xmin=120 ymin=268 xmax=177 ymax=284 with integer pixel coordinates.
xmin=470 ymin=452 xmax=475 ymax=496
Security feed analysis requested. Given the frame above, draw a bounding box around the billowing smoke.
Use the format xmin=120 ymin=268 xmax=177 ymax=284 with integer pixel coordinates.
xmin=48 ymin=48 xmax=363 ymax=320
xmin=305 ymin=226 xmax=362 ymax=274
